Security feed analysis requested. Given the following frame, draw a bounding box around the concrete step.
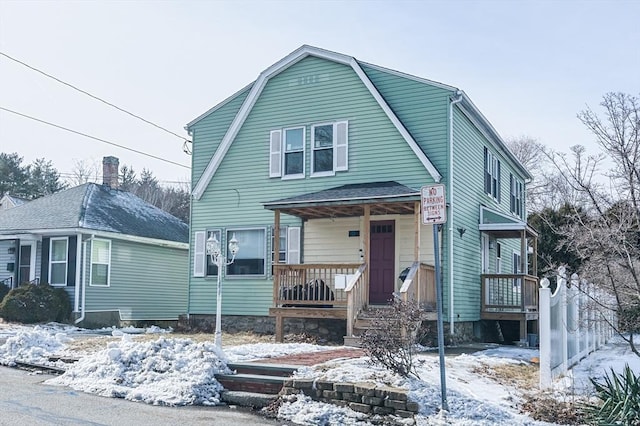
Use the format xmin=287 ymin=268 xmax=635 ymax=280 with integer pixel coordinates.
xmin=226 ymin=362 xmax=298 ymax=377
xmin=220 ymin=390 xmax=279 ymax=409
xmin=214 ymin=373 xmax=288 ymax=395
xmin=343 ymin=335 xmax=362 ymax=347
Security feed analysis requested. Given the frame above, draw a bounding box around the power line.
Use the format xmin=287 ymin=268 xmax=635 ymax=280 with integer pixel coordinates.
xmin=0 ymin=51 xmax=191 ymax=144
xmin=0 ymin=106 xmax=190 ymax=169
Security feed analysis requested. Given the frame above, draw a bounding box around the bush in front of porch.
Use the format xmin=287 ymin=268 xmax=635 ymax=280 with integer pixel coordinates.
xmin=0 ymin=283 xmax=71 ymax=324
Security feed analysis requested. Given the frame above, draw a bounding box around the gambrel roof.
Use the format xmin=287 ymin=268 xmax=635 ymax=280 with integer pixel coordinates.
xmin=189 ymin=45 xmax=444 ymax=200
xmin=0 ymin=183 xmax=188 ymax=244
xmin=188 ymin=45 xmax=532 ymax=200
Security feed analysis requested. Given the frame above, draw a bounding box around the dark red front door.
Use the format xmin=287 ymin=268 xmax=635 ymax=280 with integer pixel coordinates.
xmin=369 ymin=220 xmax=395 ymax=304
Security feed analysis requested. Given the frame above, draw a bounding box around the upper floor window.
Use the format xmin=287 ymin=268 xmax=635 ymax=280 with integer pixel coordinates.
xmin=283 ymin=127 xmax=305 ymax=178
xmin=484 ymin=147 xmax=501 ymax=202
xmin=269 ymin=121 xmax=348 ymax=179
xmin=510 ymin=174 xmax=524 ymax=218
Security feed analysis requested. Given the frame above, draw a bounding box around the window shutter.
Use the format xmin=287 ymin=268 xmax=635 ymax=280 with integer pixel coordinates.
xmin=287 ymin=227 xmax=301 ymax=264
xmin=193 ymin=231 xmax=206 ymax=277
xmin=335 ymin=121 xmax=348 ymax=171
xmin=269 ymin=130 xmax=282 ymax=177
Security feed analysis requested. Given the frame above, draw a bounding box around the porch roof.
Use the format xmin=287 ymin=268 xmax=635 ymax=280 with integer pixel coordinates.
xmin=263 ymin=181 xmax=420 ymax=219
xmin=478 ymin=206 xmax=538 ymax=238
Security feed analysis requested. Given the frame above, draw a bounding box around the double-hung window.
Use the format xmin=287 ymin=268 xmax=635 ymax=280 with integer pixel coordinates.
xmin=49 ymin=237 xmax=68 ymax=286
xmin=90 ymin=239 xmax=111 ymax=286
xmin=484 ymin=147 xmax=501 ymax=202
xmin=269 ymin=121 xmax=348 ymax=179
xmin=226 ymin=228 xmax=266 ymax=276
xmin=510 ymin=174 xmax=524 ymax=218
xmin=271 ymin=226 xmax=301 ymax=267
xmin=283 ymin=127 xmax=305 ymax=178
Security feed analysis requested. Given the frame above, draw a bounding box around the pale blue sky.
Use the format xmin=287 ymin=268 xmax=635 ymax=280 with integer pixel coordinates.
xmin=0 ymin=0 xmax=638 ymax=183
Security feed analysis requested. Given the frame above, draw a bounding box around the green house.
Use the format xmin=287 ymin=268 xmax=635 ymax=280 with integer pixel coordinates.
xmin=0 ymin=157 xmax=189 ymax=327
xmin=186 ymin=45 xmax=538 ymax=344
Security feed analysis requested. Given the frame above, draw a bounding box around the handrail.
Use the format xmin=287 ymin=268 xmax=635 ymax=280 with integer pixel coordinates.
xmin=399 ymin=261 xmax=420 ymax=297
xmin=1 ymin=276 xmax=13 ymax=289
xmin=399 ymin=262 xmax=436 ymax=309
xmin=345 ymin=263 xmax=367 ymax=337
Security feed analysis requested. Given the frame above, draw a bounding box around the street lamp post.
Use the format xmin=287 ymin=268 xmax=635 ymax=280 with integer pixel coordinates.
xmin=206 ymin=232 xmax=239 ymax=350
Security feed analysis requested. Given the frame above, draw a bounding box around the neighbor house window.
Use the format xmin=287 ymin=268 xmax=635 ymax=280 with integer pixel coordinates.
xmin=206 ymin=229 xmax=221 ymax=276
xmin=283 ymin=127 xmax=305 ymax=178
xmin=226 ymin=228 xmax=266 ymax=276
xmin=49 ymin=237 xmax=68 ymax=286
xmin=510 ymin=174 xmax=524 ymax=218
xmin=484 ymin=147 xmax=501 ymax=202
xmin=496 ymin=242 xmax=502 ymax=274
xmin=90 ymin=239 xmax=111 ymax=286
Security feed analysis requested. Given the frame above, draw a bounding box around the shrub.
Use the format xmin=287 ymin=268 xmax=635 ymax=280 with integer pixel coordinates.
xmin=0 ymin=283 xmax=71 ymax=324
xmin=0 ymin=283 xmax=10 ymax=304
xmin=360 ymin=297 xmax=424 ymax=379
xmin=584 ymin=364 xmax=640 ymax=425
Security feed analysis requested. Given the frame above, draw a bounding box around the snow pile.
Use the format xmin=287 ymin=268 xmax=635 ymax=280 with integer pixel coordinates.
xmin=284 ymin=348 xmax=549 ymax=426
xmin=47 ymin=335 xmax=231 ymax=406
xmin=0 ymin=325 xmax=71 ymax=366
xmin=225 ymin=342 xmax=342 ymax=362
xmin=279 ymin=394 xmax=375 ymax=425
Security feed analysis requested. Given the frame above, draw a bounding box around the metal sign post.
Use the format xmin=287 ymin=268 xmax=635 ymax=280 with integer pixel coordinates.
xmin=421 ymin=185 xmax=449 ymax=412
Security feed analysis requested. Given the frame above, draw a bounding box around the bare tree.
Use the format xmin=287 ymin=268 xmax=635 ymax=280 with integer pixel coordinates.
xmin=69 ymin=159 xmax=100 ymax=186
xmin=545 ymin=93 xmax=640 ymax=356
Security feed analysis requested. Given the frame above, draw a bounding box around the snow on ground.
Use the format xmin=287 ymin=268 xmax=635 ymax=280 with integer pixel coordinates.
xmin=0 ymin=322 xmax=638 ymax=425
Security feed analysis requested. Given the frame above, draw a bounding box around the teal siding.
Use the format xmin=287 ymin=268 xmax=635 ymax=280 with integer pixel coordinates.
xmin=450 ymin=106 xmax=527 ymax=322
xmin=190 ymin=86 xmax=253 ymax=185
xmin=84 ymin=239 xmax=188 ymax=320
xmin=360 ymin=65 xmax=453 ymax=175
xmin=189 ymin=56 xmax=435 ymax=316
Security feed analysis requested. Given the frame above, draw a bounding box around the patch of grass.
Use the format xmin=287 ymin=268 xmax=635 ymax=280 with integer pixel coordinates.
xmin=472 ymin=362 xmax=539 ymax=390
xmin=521 ymin=393 xmax=588 ymax=425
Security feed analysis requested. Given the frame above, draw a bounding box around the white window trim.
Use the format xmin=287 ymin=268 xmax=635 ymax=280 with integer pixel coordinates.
xmin=496 ymin=242 xmax=502 ymax=274
xmin=205 ymin=228 xmax=222 ymax=277
xmin=49 ymin=237 xmax=68 ymax=287
xmin=484 ymin=148 xmax=501 ymax=203
xmin=311 ymin=122 xmax=336 ymax=177
xmin=510 ymin=175 xmax=524 ymax=218
xmin=226 ymin=227 xmax=267 ymax=278
xmin=89 ymin=238 xmax=111 ymax=287
xmin=282 ymin=126 xmax=305 ymax=180
xmin=271 ymin=226 xmax=288 ymax=265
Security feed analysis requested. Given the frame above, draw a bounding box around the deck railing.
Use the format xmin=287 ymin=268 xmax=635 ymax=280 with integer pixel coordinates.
xmin=481 ymin=274 xmax=539 ymax=313
xmin=399 ymin=262 xmax=436 ymax=310
xmin=273 ymin=263 xmax=361 ymax=308
xmin=345 ymin=263 xmax=368 ymax=338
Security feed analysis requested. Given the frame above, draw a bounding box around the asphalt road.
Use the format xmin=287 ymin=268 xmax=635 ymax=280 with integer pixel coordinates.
xmin=0 ymin=367 xmax=285 ymax=426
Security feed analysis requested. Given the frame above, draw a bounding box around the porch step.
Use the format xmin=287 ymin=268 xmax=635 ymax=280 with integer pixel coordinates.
xmin=226 ymin=362 xmax=299 ymax=377
xmin=215 ymin=362 xmax=299 ymax=395
xmin=214 ymin=373 xmax=289 ymax=395
xmin=220 ymin=390 xmax=279 ymax=409
xmin=343 ymin=335 xmax=362 ymax=347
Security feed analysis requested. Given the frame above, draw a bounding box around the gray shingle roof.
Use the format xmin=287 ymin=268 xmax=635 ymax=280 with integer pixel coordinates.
xmin=264 ymin=181 xmax=420 ymax=207
xmin=0 ymin=183 xmax=188 ymax=243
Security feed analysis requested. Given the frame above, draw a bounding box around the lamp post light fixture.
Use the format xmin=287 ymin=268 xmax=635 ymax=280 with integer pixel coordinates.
xmin=206 ymin=232 xmax=239 ymax=350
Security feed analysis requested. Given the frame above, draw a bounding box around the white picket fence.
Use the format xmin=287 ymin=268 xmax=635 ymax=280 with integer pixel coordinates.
xmin=539 ymin=266 xmax=616 ymax=388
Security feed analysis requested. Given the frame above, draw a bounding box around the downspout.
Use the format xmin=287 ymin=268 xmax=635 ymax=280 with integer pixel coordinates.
xmin=75 ymin=236 xmax=93 ymax=325
xmin=74 ymin=233 xmax=82 ymax=313
xmin=448 ymin=90 xmax=463 ymax=335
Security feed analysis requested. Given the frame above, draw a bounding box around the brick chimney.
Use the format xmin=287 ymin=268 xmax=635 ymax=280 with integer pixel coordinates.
xmin=102 ymin=156 xmax=119 ymax=189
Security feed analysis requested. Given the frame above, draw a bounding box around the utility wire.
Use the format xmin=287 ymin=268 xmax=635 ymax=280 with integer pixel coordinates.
xmin=0 ymin=51 xmax=191 ymax=144
xmin=0 ymin=106 xmax=190 ymax=169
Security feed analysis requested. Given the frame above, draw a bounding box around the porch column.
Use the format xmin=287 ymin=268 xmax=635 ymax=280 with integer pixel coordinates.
xmin=363 ymin=204 xmax=370 ymax=304
xmin=520 ymin=229 xmax=527 ymax=274
xmin=532 ymin=234 xmax=538 ymax=277
xmin=413 ymin=201 xmax=420 ymax=262
xmin=273 ymin=209 xmax=283 ymax=342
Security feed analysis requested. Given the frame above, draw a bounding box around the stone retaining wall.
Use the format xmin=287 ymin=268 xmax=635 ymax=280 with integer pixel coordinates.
xmin=282 ymin=378 xmax=418 ymax=421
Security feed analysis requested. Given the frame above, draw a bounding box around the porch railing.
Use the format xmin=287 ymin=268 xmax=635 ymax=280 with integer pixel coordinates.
xmin=481 ymin=274 xmax=539 ymax=313
xmin=399 ymin=262 xmax=436 ymax=310
xmin=273 ymin=263 xmax=361 ymax=308
xmin=345 ymin=263 xmax=368 ymax=338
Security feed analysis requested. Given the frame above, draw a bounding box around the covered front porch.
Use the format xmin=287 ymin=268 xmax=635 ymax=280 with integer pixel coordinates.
xmin=479 ymin=206 xmax=540 ymax=343
xmin=264 ymin=182 xmax=437 ymax=342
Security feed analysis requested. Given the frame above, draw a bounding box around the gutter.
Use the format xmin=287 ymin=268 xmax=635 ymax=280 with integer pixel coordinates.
xmin=448 ymin=90 xmax=463 ymax=335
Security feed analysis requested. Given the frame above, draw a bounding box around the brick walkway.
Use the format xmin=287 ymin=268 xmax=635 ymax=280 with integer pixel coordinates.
xmin=255 ymin=348 xmax=365 ymax=366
